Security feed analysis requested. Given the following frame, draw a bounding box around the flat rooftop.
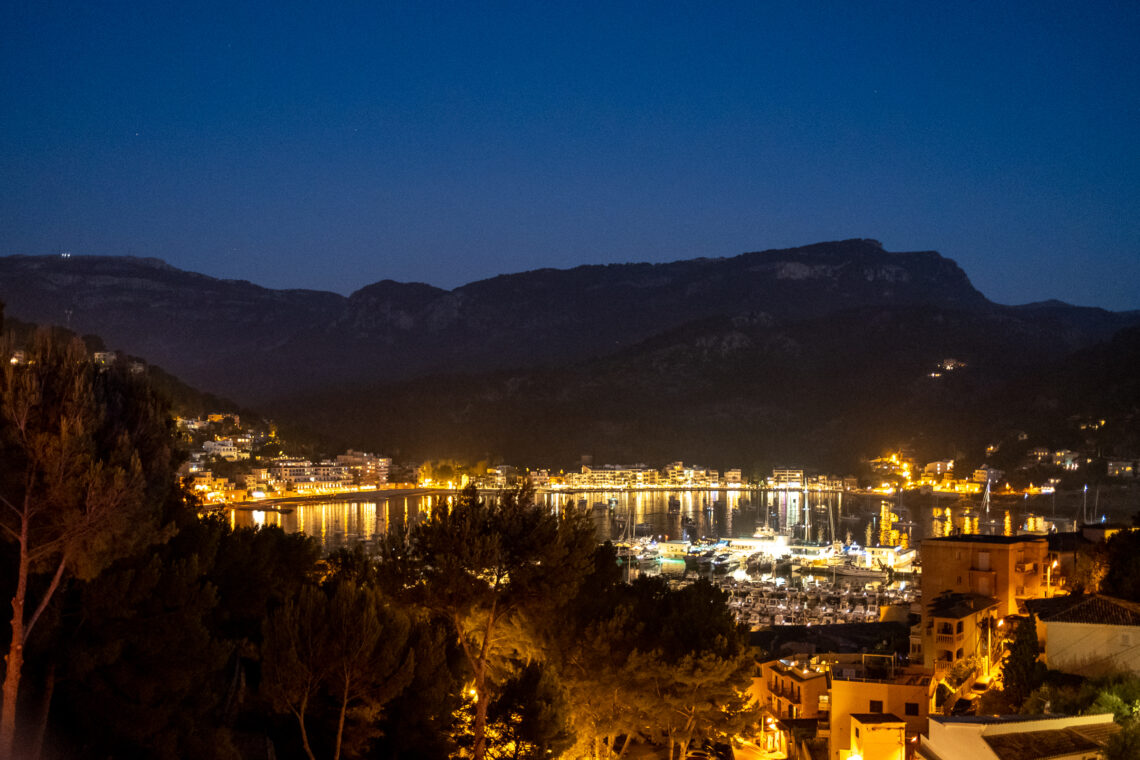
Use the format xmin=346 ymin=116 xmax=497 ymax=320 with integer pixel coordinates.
xmin=922 ymin=535 xmax=1047 ymax=545
xmin=851 ymin=712 xmax=905 ymax=724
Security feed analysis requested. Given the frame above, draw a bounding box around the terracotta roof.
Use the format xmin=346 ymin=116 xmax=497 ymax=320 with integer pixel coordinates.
xmin=928 ymin=592 xmax=1000 ymax=619
xmin=1072 ymin=720 xmax=1123 ymax=747
xmin=1025 ymin=594 xmax=1140 ymax=626
xmin=983 ymin=723 xmax=1120 ymax=760
xmin=932 ymin=715 xmax=1049 ymax=725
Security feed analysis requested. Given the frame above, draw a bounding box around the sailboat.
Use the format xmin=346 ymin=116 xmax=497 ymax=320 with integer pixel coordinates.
xmin=979 ymin=480 xmax=1003 ymax=532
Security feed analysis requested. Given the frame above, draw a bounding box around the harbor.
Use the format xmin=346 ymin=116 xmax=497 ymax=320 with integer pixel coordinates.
xmin=229 ymin=484 xmax=1093 ymax=634
xmin=610 ymin=530 xmax=918 ymax=630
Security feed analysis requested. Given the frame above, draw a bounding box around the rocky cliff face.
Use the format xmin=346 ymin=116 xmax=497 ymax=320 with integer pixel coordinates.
xmin=0 ymin=240 xmax=1119 ymax=405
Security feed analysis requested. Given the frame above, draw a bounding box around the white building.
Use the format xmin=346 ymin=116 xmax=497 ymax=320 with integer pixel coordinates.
xmin=203 ymin=439 xmax=248 ymax=461
xmin=565 ymin=465 xmax=661 ymax=488
xmin=335 ymin=449 xmax=391 ymax=485
xmin=924 ymin=460 xmax=955 ymax=477
xmin=268 ymin=460 xmax=352 ymax=492
xmin=1026 ymin=594 xmax=1140 ymax=677
xmin=771 ymin=468 xmax=804 ymax=488
xmin=918 ymin=713 xmax=1119 ymax=760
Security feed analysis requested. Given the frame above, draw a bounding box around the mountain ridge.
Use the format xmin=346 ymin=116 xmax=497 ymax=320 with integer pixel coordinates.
xmin=2 ymin=238 xmax=1137 ymax=469
xmin=0 ymin=239 xmax=999 ymax=398
xmin=3 ymin=240 xmax=1138 ymax=468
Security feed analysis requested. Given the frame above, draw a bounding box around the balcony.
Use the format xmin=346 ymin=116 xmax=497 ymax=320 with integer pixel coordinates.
xmin=768 ymin=683 xmax=801 ymax=704
xmin=1015 ymin=562 xmax=1037 ymax=573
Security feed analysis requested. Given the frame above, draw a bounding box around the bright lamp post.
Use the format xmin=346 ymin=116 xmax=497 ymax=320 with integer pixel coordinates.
xmin=987 ymin=617 xmax=1005 ymax=679
xmin=989 ymin=615 xmax=1007 ymax=679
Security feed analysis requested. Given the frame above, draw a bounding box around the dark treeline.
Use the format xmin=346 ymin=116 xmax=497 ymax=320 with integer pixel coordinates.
xmin=1 ymin=327 xmax=756 ymax=760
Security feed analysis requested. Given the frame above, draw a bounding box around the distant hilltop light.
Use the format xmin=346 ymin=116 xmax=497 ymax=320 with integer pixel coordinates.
xmin=60 ymin=252 xmax=71 ymax=259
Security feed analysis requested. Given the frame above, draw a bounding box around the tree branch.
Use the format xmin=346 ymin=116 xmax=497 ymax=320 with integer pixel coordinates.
xmin=25 ymin=556 xmax=66 ymax=640
xmin=0 ymin=491 xmax=23 ymax=519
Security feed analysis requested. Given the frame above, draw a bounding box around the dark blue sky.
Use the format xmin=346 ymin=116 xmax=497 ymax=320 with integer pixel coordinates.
xmin=2 ymin=2 xmax=1138 ymax=309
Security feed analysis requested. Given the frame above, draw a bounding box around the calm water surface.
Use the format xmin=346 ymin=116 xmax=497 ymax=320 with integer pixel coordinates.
xmin=233 ymin=487 xmax=1107 ymax=554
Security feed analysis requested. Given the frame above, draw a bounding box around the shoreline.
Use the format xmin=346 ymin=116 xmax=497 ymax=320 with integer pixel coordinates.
xmin=223 ymin=486 xmax=434 ymax=510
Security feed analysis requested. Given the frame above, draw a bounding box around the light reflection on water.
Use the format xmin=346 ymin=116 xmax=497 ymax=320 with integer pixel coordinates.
xmin=232 ymin=488 xmax=1082 ymax=554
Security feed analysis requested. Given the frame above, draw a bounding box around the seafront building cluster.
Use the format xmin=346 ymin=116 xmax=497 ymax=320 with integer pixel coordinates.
xmin=601 ymin=515 xmax=1138 ymax=759
xmin=735 ymin=525 xmax=1138 ymax=759
xmin=180 ymin=406 xmax=1139 ymax=506
xmin=174 ymin=406 xmax=1140 ymax=759
xmin=8 ymin=350 xmax=1134 ymax=759
xmin=176 ymin=414 xmax=394 ymax=501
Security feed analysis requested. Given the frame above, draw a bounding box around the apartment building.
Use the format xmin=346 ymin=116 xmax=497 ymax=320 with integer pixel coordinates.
xmin=920 ymin=535 xmax=1050 ymax=617
xmin=334 ymin=449 xmax=391 ymax=485
xmin=751 ymin=656 xmax=829 ymax=721
xmin=827 ymin=655 xmax=934 ymax=760
xmin=921 ymin=592 xmax=1001 ymax=675
xmin=564 ymin=465 xmax=661 ymax=488
xmin=772 ymin=468 xmax=805 ymax=488
xmin=751 ymin=653 xmax=934 ymax=760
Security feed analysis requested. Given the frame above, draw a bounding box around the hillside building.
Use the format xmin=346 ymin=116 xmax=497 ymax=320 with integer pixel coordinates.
xmin=1025 ymin=594 xmax=1140 ymax=677
xmin=751 ymin=656 xmax=829 ymax=721
xmin=1106 ymin=459 xmax=1136 ymax=478
xmin=750 ymin=653 xmax=934 ymax=760
xmin=920 ymin=535 xmax=1051 ymax=618
xmin=921 ymin=592 xmax=1001 ymax=676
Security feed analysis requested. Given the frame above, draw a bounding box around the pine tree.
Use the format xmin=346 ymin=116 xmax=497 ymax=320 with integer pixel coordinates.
xmin=380 ymin=483 xmax=595 ymax=760
xmin=1002 ymin=613 xmax=1043 ymax=707
xmin=261 ymin=583 xmax=414 ymax=760
xmin=0 ymin=332 xmax=171 ymax=757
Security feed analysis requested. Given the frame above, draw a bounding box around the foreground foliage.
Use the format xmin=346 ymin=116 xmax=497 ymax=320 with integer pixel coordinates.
xmin=1 ymin=330 xmax=759 ymax=759
xmin=0 ymin=332 xmax=177 ymax=757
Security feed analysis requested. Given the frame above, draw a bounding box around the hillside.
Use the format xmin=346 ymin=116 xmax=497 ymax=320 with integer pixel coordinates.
xmin=271 ymin=304 xmax=1140 ymax=471
xmin=2 ymin=241 xmax=1137 ymax=469
xmin=0 ymin=240 xmax=1004 ymax=400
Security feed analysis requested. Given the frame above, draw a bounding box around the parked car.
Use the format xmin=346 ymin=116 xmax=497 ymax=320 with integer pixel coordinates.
xmin=951 ymin=696 xmax=977 ymax=715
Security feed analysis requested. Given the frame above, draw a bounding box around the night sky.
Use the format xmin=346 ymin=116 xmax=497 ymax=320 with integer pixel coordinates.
xmin=2 ymin=2 xmax=1137 ymax=310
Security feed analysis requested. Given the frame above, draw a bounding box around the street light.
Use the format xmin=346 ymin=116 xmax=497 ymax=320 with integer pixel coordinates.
xmin=987 ymin=617 xmax=1005 ymax=679
xmin=1046 ymin=559 xmax=1059 ymax=597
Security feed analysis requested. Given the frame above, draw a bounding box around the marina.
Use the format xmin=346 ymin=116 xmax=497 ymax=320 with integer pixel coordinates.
xmin=228 ymin=484 xmax=1096 ymax=632
xmin=610 ymin=531 xmax=917 ymax=629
